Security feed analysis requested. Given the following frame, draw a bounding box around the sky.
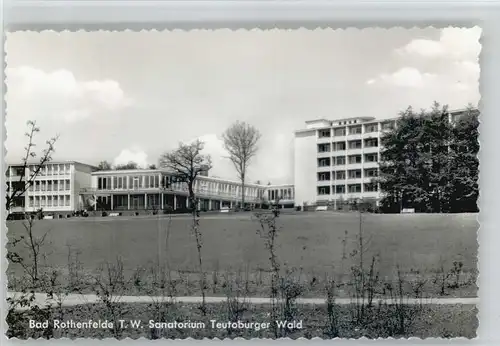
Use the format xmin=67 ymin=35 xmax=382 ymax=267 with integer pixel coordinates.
xmin=5 ymin=28 xmax=481 ymax=184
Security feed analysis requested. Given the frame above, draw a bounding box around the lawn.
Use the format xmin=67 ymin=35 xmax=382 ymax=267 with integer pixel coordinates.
xmin=6 ymin=212 xmax=478 ymax=297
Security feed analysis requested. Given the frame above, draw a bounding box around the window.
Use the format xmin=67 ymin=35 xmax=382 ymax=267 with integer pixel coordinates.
xmin=364 ymin=153 xmax=378 ymax=163
xmin=364 ymin=138 xmax=378 ymax=148
xmin=41 ymin=197 xmax=46 ymax=207
xmin=348 ymin=184 xmax=362 ymax=193
xmin=364 ymin=183 xmax=378 ymax=192
xmin=47 ymin=196 xmax=52 ymax=207
xmin=34 ymin=196 xmax=40 ymax=208
xmin=47 ymin=181 xmax=52 ymax=192
xmin=53 ymin=196 xmax=58 ymax=207
xmin=59 ymin=196 xmax=64 ymax=206
xmin=29 ymin=197 xmax=34 ymax=207
xmin=348 ymin=169 xmax=362 ymax=179
xmin=382 ymin=121 xmax=395 ymax=130
xmin=348 ymin=155 xmax=362 ymax=164
xmin=318 ymin=130 xmax=331 ymax=138
xmin=41 ymin=181 xmax=46 ymax=192
xmin=318 ymin=143 xmax=331 ymax=153
xmin=65 ymin=179 xmax=70 ymax=190
xmin=333 ymin=156 xmax=346 ymax=165
xmin=365 ymin=124 xmax=378 ymax=133
xmin=349 ymin=126 xmax=362 ymax=135
xmin=348 ymin=140 xmax=362 ymax=149
xmin=364 ymin=168 xmax=379 ymax=178
xmin=35 ymin=181 xmax=40 ymax=191
xmin=53 ymin=180 xmax=58 ymax=191
xmin=318 ymin=158 xmax=331 ymax=167
xmin=333 ymin=128 xmax=346 ymax=136
xmin=335 ymin=170 xmax=346 ymax=180
xmin=333 ymin=141 xmax=346 ymax=151
xmin=317 ymin=186 xmax=331 ymax=195
xmin=317 ymin=172 xmax=331 ymax=181
xmin=59 ymin=180 xmax=64 ymax=191
xmin=335 ymin=185 xmax=346 ymax=194
xmin=65 ymin=195 xmax=70 ymax=206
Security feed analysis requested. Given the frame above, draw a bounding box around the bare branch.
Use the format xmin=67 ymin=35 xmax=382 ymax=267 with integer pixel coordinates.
xmin=7 ymin=121 xmax=59 ymax=212
xmin=158 ymin=139 xmax=212 ymax=210
xmin=222 ymin=121 xmax=261 ymax=207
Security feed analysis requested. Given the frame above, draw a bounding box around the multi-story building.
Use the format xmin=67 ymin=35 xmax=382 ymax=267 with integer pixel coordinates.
xmin=6 ymin=160 xmax=295 ymax=216
xmin=6 ymin=161 xmax=97 ymax=216
xmin=293 ymin=108 xmax=476 ymax=208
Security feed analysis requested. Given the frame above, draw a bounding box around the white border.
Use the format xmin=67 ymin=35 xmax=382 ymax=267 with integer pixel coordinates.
xmin=2 ymin=0 xmax=499 ymax=345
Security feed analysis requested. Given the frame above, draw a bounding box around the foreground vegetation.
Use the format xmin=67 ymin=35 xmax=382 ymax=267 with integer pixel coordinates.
xmin=8 ymin=301 xmax=477 ymax=339
xmin=7 ymin=210 xmax=478 ymax=339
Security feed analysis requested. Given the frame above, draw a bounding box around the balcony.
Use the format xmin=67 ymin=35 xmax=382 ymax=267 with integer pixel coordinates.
xmin=346 ymin=133 xmax=363 ymax=141
xmin=363 ymin=146 xmax=379 ymax=154
xmin=317 ymin=151 xmax=331 ymax=158
xmin=317 ymin=180 xmax=331 ymax=186
xmin=317 ymin=165 xmax=331 ymax=172
xmin=363 ymin=161 xmax=379 ymax=169
xmin=346 ymin=177 xmax=363 ymax=185
xmin=317 ymin=136 xmax=332 ymax=144
xmin=363 ymin=131 xmax=380 ymax=139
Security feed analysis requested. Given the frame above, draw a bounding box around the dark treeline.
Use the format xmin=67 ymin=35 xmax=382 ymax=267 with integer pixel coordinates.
xmin=378 ymin=102 xmax=479 ymax=213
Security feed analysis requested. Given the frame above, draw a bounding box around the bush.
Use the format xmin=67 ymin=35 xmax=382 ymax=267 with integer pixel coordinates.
xmin=101 ymin=211 xmax=108 ymax=217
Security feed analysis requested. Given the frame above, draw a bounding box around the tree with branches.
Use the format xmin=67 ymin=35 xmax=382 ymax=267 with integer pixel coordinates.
xmin=159 ymin=139 xmax=212 ymax=314
xmin=159 ymin=139 xmax=212 ymax=211
xmin=115 ymin=161 xmax=139 ymax=170
xmin=6 ymin=120 xmax=58 ymax=215
xmin=222 ymin=121 xmax=261 ymax=209
xmin=96 ymin=160 xmax=112 ymax=171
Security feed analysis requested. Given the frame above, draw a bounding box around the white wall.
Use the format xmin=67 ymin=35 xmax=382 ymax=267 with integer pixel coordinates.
xmin=293 ymin=130 xmax=318 ymax=207
xmin=73 ymin=163 xmax=94 ymax=210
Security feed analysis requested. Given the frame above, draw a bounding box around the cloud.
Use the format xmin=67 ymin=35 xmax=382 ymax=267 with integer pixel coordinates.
xmin=367 ymin=67 xmax=437 ymax=88
xmin=395 ymin=27 xmax=481 ymax=62
xmin=6 ymin=66 xmax=133 ymax=124
xmin=113 ymin=148 xmax=149 ymax=168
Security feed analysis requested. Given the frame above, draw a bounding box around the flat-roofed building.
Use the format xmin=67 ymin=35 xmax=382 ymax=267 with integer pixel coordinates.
xmin=6 ymin=161 xmax=97 ymax=216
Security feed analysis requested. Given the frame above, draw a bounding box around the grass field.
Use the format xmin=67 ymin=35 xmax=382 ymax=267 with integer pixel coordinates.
xmin=7 ymin=212 xmax=478 ymax=298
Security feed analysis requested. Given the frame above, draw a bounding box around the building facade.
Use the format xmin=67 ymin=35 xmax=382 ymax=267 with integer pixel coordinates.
xmin=293 ymin=108 xmax=475 ymax=208
xmin=84 ymin=170 xmax=271 ymax=211
xmin=6 ymin=161 xmax=96 ymax=215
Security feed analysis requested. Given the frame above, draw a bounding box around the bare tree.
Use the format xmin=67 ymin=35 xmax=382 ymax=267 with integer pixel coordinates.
xmin=159 ymin=140 xmax=212 ymax=211
xmin=159 ymin=139 xmax=212 ymax=314
xmin=222 ymin=121 xmax=261 ymax=208
xmin=6 ymin=120 xmax=58 ymax=213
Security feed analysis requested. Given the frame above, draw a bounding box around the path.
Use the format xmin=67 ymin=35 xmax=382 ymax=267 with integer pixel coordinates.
xmin=7 ymin=292 xmax=478 ymax=311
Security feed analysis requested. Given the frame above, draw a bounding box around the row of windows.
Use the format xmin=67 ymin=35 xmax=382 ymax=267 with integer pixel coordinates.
xmin=29 ymin=195 xmax=71 ymax=207
xmin=29 ymin=180 xmax=71 ymax=192
xmin=318 ymin=154 xmax=379 ymax=167
xmin=317 ymin=122 xmax=395 ymax=138
xmin=267 ymin=188 xmax=294 ymax=200
xmin=34 ymin=164 xmax=71 ymax=176
xmin=318 ymin=168 xmax=379 ymax=181
xmin=317 ymin=138 xmax=379 ymax=153
xmin=96 ymin=175 xmax=265 ymax=198
xmin=318 ymin=183 xmax=379 ymax=195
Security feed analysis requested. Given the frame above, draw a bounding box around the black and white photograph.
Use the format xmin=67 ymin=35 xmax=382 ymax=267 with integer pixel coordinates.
xmin=4 ymin=27 xmax=480 ymax=339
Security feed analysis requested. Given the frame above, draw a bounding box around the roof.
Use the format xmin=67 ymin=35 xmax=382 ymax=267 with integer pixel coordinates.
xmin=7 ymin=160 xmax=97 ymax=168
